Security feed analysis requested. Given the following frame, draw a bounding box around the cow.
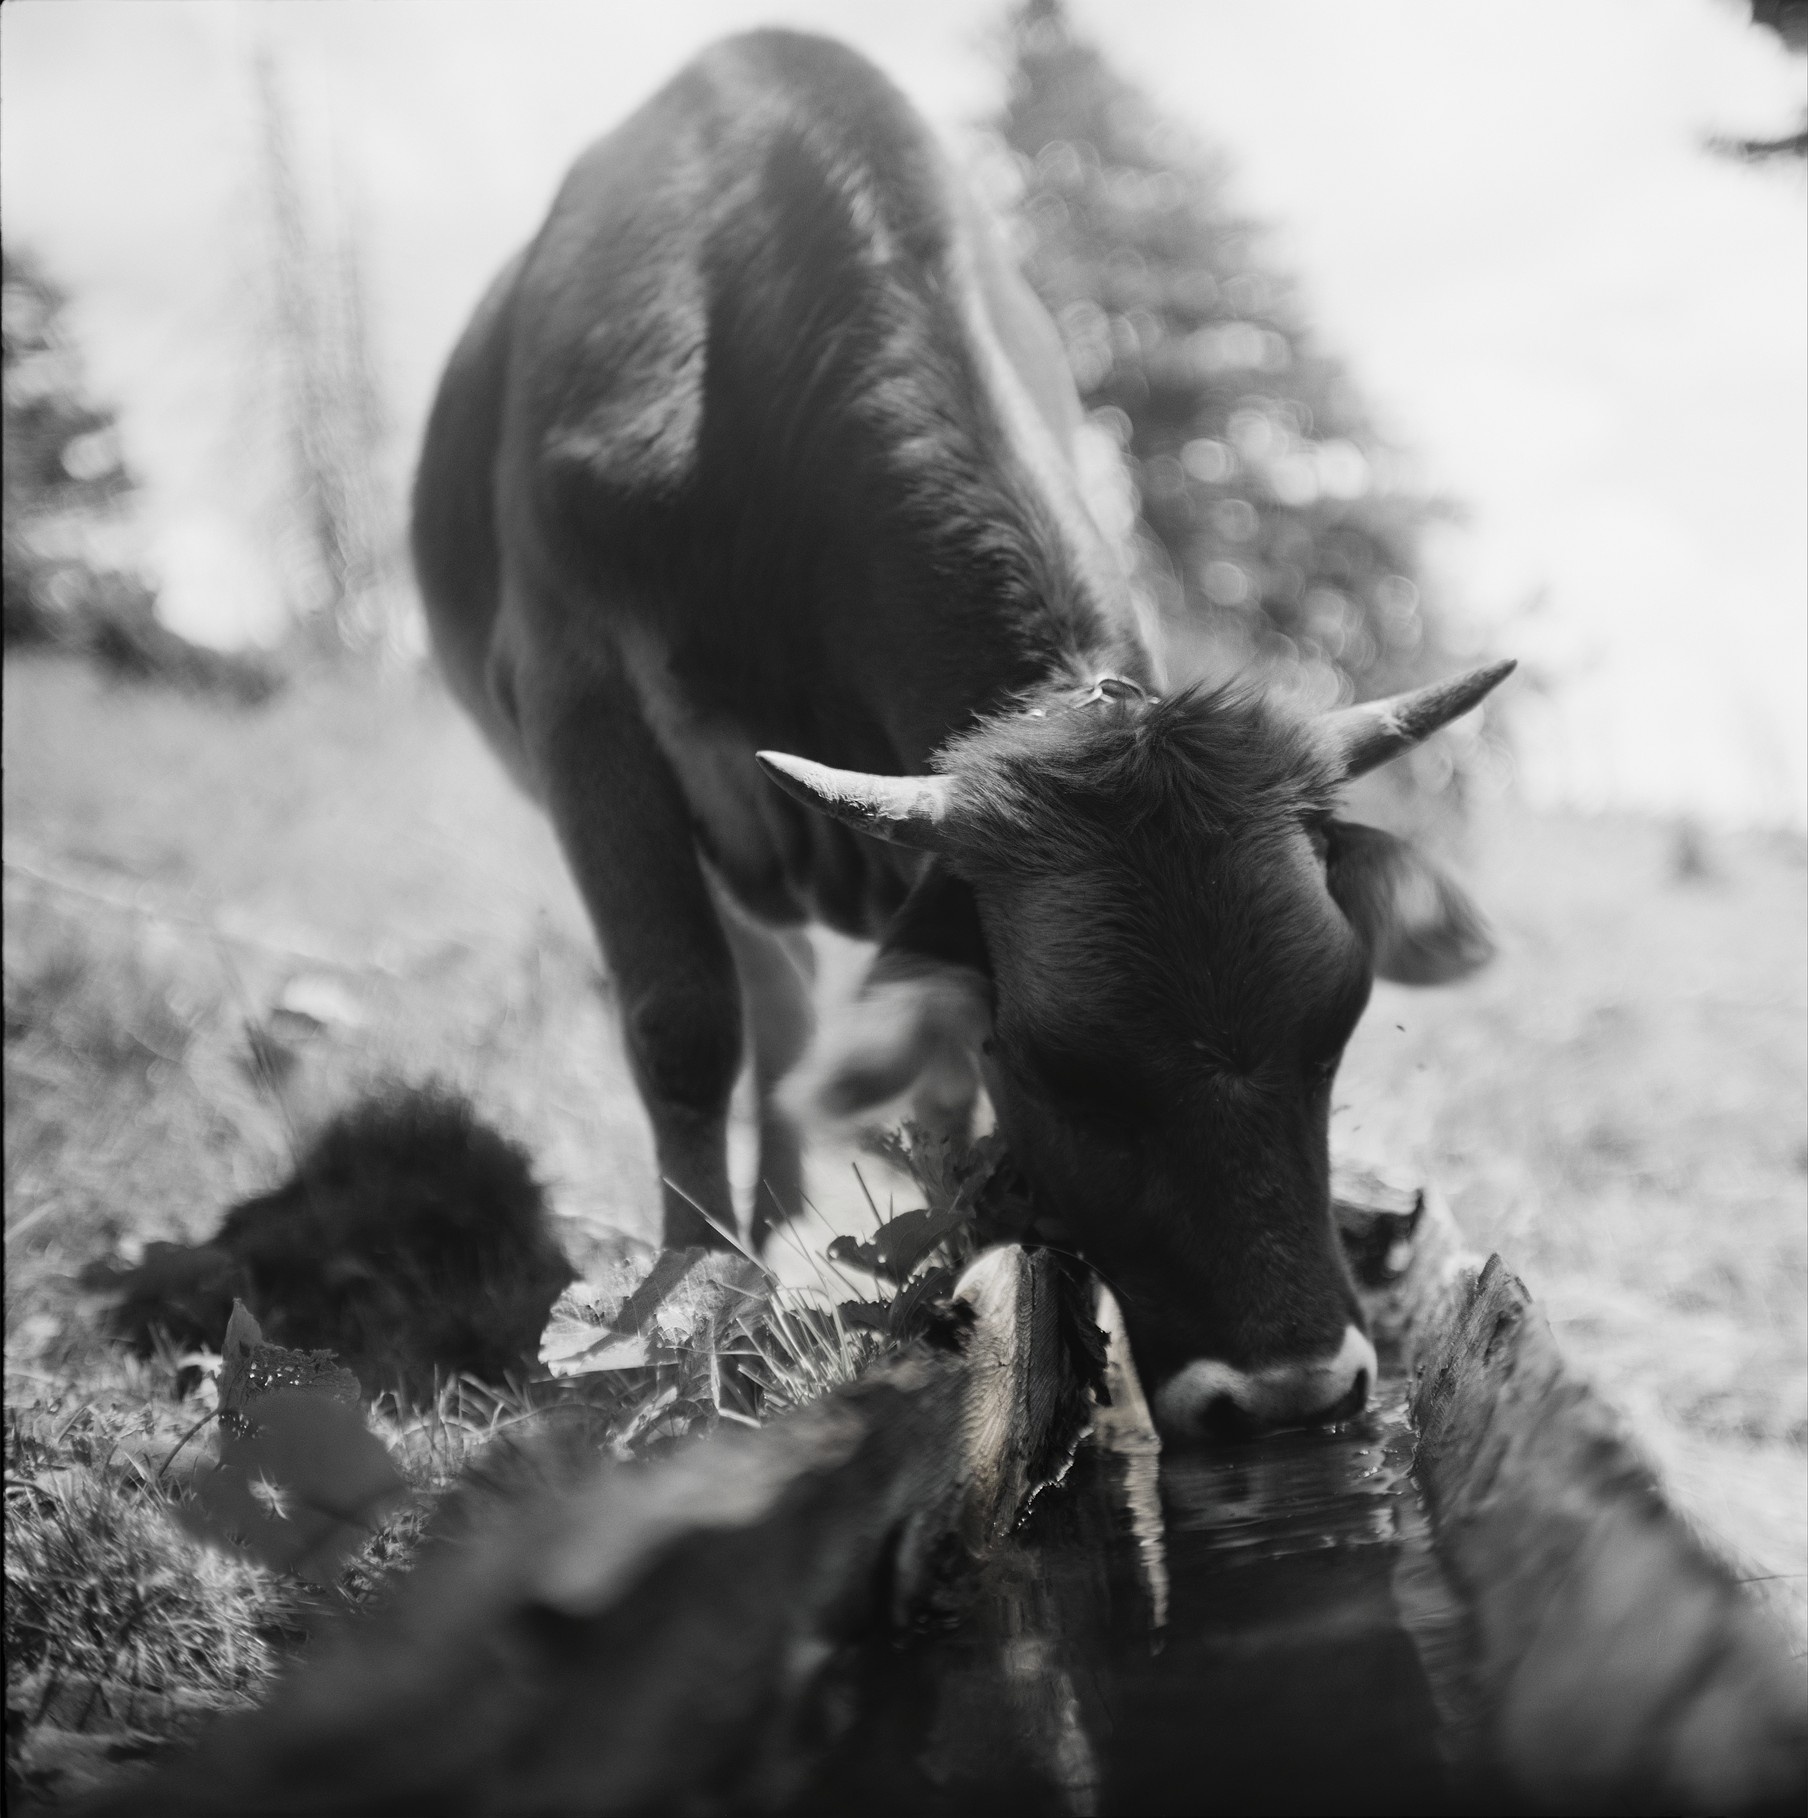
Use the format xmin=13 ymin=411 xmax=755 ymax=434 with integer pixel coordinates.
xmin=411 ymin=30 xmax=1511 ymax=1435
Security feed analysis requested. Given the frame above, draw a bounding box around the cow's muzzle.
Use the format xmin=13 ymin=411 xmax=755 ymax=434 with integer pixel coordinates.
xmin=1150 ymin=1325 xmax=1377 ymax=1437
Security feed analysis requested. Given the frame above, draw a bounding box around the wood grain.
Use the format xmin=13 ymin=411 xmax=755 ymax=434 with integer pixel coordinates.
xmin=1393 ymin=1196 xmax=1807 ymax=1814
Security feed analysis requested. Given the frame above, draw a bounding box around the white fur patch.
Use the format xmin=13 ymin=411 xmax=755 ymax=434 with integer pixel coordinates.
xmin=778 ymin=965 xmax=991 ymax=1130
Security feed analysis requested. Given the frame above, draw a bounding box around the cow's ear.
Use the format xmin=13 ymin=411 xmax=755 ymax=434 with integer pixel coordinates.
xmin=779 ymin=863 xmax=993 ymax=1125
xmin=1322 ymin=819 xmax=1493 ymax=985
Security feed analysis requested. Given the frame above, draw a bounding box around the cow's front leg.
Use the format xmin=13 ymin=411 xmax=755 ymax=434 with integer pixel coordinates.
xmin=717 ymin=899 xmax=816 ymax=1252
xmin=523 ymin=667 xmax=742 ymax=1252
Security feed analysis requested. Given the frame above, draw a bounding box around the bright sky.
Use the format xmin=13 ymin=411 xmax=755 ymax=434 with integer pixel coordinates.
xmin=4 ymin=0 xmax=1803 ymax=825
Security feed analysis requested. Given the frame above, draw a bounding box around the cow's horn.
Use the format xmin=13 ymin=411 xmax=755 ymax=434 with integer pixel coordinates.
xmin=1324 ymin=659 xmax=1516 ymax=780
xmin=756 ymin=752 xmax=952 ymax=849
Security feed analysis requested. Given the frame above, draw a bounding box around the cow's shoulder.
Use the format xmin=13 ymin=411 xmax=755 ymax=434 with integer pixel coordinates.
xmin=494 ymin=34 xmax=949 ymax=529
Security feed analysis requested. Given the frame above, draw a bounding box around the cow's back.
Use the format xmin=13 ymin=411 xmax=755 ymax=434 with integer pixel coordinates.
xmin=412 ymin=249 xmax=528 ymax=774
xmin=413 ymin=30 xmax=1140 ymax=921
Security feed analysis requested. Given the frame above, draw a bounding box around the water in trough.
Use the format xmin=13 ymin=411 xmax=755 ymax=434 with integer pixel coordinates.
xmin=793 ymin=1370 xmax=1511 ymax=1817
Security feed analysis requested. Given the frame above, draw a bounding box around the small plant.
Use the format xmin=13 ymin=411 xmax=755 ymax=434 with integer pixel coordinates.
xmin=531 ymin=1123 xmax=1042 ymax=1452
xmin=170 ymin=1304 xmax=409 ymax=1586
xmin=831 ymin=1124 xmax=1045 ymax=1331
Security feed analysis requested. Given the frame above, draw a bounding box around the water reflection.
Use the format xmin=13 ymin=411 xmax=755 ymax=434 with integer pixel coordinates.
xmin=1158 ymin=1377 xmax=1413 ymax=1560
xmin=795 ymin=1371 xmax=1505 ymax=1814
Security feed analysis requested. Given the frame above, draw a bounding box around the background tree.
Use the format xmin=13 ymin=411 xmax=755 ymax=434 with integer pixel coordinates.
xmin=991 ymin=0 xmax=1486 ymax=810
xmin=3 ymin=247 xmax=275 ymax=700
xmin=251 ymin=49 xmax=405 ymax=663
xmin=3 ymin=247 xmax=139 ymax=643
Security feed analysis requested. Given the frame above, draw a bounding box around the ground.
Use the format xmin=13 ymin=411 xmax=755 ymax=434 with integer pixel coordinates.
xmin=5 ymin=651 xmax=1804 ymax=1795
xmin=1334 ymin=791 xmax=1806 ymax=1649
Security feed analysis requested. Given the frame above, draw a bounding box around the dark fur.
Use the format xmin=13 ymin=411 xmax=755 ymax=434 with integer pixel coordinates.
xmin=893 ymin=683 xmax=1377 ymax=1381
xmin=99 ymin=1089 xmax=573 ymax=1401
xmin=413 ymin=29 xmax=1147 ymax=1251
xmin=940 ymin=681 xmax=1341 ymax=863
xmin=524 ymin=35 xmax=1115 ymax=728
xmin=412 ymin=31 xmax=1488 ymax=1403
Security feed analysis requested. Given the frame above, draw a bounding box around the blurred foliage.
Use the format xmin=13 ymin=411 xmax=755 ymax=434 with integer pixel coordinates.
xmin=4 ymin=246 xmax=137 ymax=638
xmin=1714 ymin=0 xmax=1807 ymax=160
xmin=991 ymin=0 xmax=1489 ymax=808
xmin=250 ymin=51 xmax=409 ymax=666
xmin=3 ymin=247 xmax=278 ymax=703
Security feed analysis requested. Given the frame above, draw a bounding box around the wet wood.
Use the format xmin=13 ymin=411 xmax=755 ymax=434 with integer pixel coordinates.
xmin=77 ymin=1189 xmax=1806 ymax=1816
xmin=787 ymin=1310 xmax=1470 ymax=1815
xmin=78 ymin=1246 xmax=1100 ymax=1818
xmin=1395 ymin=1196 xmax=1808 ymax=1814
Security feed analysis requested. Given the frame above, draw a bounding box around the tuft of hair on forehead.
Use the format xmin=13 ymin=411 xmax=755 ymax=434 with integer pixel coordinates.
xmin=932 ymin=679 xmax=1340 ymax=873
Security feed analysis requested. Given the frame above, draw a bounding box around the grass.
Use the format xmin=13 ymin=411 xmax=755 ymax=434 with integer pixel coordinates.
xmin=1333 ymin=799 xmax=1807 ymax=1644
xmin=0 ymin=651 xmax=919 ymax=1800
xmin=4 ymin=649 xmax=1804 ymax=1802
xmin=6 ymin=1356 xmax=302 ymax=1799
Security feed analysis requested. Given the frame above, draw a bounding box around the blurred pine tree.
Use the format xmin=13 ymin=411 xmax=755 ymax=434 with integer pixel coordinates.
xmin=2 ymin=248 xmax=276 ymax=700
xmin=3 ymin=247 xmax=145 ymax=646
xmin=250 ymin=48 xmax=406 ymax=666
xmin=992 ymin=0 xmax=1487 ymax=810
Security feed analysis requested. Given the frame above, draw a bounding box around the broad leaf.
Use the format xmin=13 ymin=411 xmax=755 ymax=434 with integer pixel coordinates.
xmin=827 ymin=1204 xmax=971 ymax=1284
xmin=179 ymin=1389 xmax=407 ymax=1584
xmin=217 ymin=1299 xmax=360 ymax=1432
xmin=540 ymin=1246 xmax=769 ymax=1379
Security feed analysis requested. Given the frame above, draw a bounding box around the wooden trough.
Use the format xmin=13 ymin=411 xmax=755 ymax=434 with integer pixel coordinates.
xmin=1392 ymin=1196 xmax=1805 ymax=1815
xmin=81 ymin=1186 xmax=1805 ymax=1817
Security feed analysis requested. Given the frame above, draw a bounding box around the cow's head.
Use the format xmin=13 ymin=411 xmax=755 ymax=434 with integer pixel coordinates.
xmin=757 ymin=660 xmax=1511 ymax=1437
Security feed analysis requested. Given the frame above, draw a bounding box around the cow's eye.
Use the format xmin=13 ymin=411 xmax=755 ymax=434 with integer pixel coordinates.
xmin=1031 ymin=1049 xmax=1142 ymax=1127
xmin=1060 ymin=1097 xmax=1140 ymax=1149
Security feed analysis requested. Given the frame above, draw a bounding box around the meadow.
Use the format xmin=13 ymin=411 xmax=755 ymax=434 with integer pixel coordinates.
xmin=5 ymin=650 xmax=1803 ymax=1800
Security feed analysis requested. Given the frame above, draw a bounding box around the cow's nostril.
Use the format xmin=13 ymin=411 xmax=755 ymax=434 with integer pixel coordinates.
xmin=1195 ymin=1391 xmax=1257 ymax=1438
xmin=1153 ymin=1328 xmax=1377 ymax=1438
xmin=1325 ymin=1366 xmax=1371 ymax=1424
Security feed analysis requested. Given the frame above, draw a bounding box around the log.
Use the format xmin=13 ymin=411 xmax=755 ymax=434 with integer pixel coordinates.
xmin=78 ymin=1189 xmax=1805 ymax=1816
xmin=777 ymin=1187 xmax=1808 ymax=1816
xmin=77 ymin=1245 xmax=1099 ymax=1818
xmin=1395 ymin=1196 xmax=1808 ymax=1814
